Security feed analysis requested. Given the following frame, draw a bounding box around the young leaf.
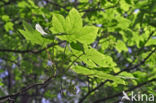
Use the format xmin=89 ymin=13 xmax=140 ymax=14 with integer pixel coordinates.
xmin=51 ymin=14 xmax=65 ymax=34
xmin=82 ymin=48 xmax=117 ymax=67
xmin=77 ymin=26 xmax=98 ymax=44
xmin=72 ymin=66 xmax=125 ymax=85
xmin=51 ymin=8 xmax=98 ymax=44
xmin=65 ymin=8 xmax=83 ymax=34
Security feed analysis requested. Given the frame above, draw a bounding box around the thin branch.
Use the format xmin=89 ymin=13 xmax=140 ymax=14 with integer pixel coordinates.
xmin=116 ymin=48 xmax=156 ymax=74
xmin=0 ymin=41 xmax=65 ymax=54
xmin=93 ymin=78 xmax=156 ymax=103
xmin=0 ymin=57 xmax=20 ymax=67
xmin=140 ymin=31 xmax=154 ymax=49
xmin=78 ymin=80 xmax=110 ymax=103
xmin=65 ymin=53 xmax=84 ymax=72
xmin=81 ymin=1 xmax=119 ymax=12
xmin=44 ymin=0 xmax=119 ymax=13
xmin=122 ymin=31 xmax=155 ymax=69
xmin=0 ymin=77 xmax=53 ymax=102
xmin=44 ymin=0 xmax=69 ymax=11
xmin=74 ymin=0 xmax=78 ymax=8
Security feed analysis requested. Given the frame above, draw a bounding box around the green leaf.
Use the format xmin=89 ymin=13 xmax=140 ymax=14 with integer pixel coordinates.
xmin=80 ymin=0 xmax=88 ymax=3
xmin=72 ymin=66 xmax=94 ymax=75
xmin=72 ymin=66 xmax=125 ymax=85
xmin=120 ymin=0 xmax=131 ymax=11
xmin=4 ymin=22 xmax=14 ymax=31
xmin=0 ymin=78 xmax=3 ymax=87
xmin=82 ymin=48 xmax=117 ymax=67
xmin=28 ymin=0 xmax=38 ymax=8
xmin=77 ymin=26 xmax=98 ymax=44
xmin=44 ymin=90 xmax=56 ymax=98
xmin=118 ymin=72 xmax=135 ymax=79
xmin=51 ymin=8 xmax=98 ymax=44
xmin=23 ymin=21 xmax=34 ymax=32
xmin=70 ymin=42 xmax=84 ymax=52
xmin=133 ymin=71 xmax=147 ymax=81
xmin=51 ymin=14 xmax=65 ymax=34
xmin=112 ymin=67 xmax=120 ymax=73
xmin=0 ymin=82 xmax=3 ymax=86
xmin=145 ymin=38 xmax=156 ymax=46
xmin=117 ymin=17 xmax=131 ymax=29
xmin=115 ymin=40 xmax=128 ymax=53
xmin=18 ymin=1 xmax=29 ymax=8
xmin=19 ymin=21 xmax=51 ymax=46
xmin=1 ymin=15 xmax=10 ymax=22
xmin=65 ymin=8 xmax=83 ymax=34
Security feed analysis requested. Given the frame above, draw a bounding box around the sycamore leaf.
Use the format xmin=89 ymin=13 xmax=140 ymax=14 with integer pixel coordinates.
xmin=145 ymin=38 xmax=156 ymax=46
xmin=51 ymin=14 xmax=65 ymax=34
xmin=65 ymin=8 xmax=83 ymax=34
xmin=77 ymin=26 xmax=98 ymax=44
xmin=51 ymin=8 xmax=98 ymax=44
xmin=118 ymin=72 xmax=136 ymax=79
xmin=72 ymin=66 xmax=125 ymax=85
xmin=82 ymin=48 xmax=117 ymax=67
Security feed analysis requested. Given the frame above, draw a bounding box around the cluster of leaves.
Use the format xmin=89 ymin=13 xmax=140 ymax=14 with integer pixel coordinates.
xmin=0 ymin=0 xmax=155 ymax=103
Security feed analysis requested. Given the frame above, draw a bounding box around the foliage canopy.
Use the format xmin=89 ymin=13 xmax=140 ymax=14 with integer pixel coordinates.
xmin=0 ymin=0 xmax=155 ymax=103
